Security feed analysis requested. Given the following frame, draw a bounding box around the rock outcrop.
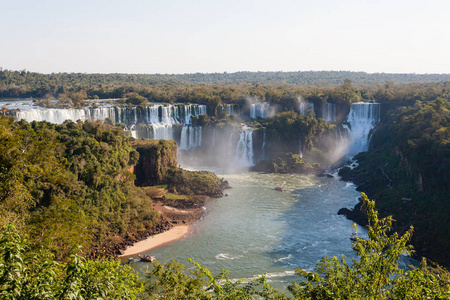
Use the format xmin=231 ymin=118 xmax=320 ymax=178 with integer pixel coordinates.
xmin=131 ymin=139 xmax=177 ymax=186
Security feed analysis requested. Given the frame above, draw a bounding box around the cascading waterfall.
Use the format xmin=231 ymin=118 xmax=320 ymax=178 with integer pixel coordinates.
xmin=345 ymin=102 xmax=380 ymax=156
xmin=179 ymin=126 xmax=202 ymax=150
xmin=321 ymin=103 xmax=336 ymax=122
xmin=151 ymin=124 xmax=174 ymax=140
xmin=14 ymin=103 xmax=207 ymax=149
xmin=335 ymin=127 xmax=345 ymax=147
xmin=235 ymin=128 xmax=254 ymax=167
xmin=15 ymin=108 xmax=91 ymax=124
xmin=250 ymin=103 xmax=270 ymax=119
xmin=15 ymin=104 xmax=206 ymax=126
xmin=299 ymin=102 xmax=314 ymax=116
xmin=124 ymin=125 xmax=138 ymax=139
xmin=218 ymin=104 xmax=240 ymax=116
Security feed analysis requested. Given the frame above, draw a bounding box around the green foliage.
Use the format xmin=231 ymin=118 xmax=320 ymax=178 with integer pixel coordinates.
xmin=165 ymin=169 xmax=225 ymax=197
xmin=254 ymin=153 xmax=315 ymax=174
xmin=0 ymin=225 xmax=143 ymax=299
xmin=0 ymin=116 xmax=159 ymax=259
xmin=125 ymin=92 xmax=149 ymax=106
xmin=1 ymin=68 xmax=450 ymax=100
xmin=146 ymin=258 xmax=287 ymax=300
xmin=288 ymin=193 xmax=450 ymax=299
xmin=261 ymin=110 xmax=334 ymax=165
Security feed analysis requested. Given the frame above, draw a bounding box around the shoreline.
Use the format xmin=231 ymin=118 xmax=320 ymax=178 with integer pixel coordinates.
xmin=118 ymin=224 xmax=190 ymax=258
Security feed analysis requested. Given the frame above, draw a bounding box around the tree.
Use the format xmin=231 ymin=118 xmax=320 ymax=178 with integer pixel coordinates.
xmin=125 ymin=92 xmax=148 ymax=106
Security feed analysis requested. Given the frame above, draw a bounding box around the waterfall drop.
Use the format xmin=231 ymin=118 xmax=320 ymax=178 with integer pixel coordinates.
xmin=321 ymin=103 xmax=336 ymax=122
xmin=250 ymin=103 xmax=270 ymax=119
xmin=235 ymin=128 xmax=254 ymax=167
xmin=299 ymin=102 xmax=314 ymax=116
xmin=180 ymin=125 xmax=202 ymax=150
xmin=14 ymin=103 xmax=207 ymax=149
xmin=345 ymin=102 xmax=380 ymax=156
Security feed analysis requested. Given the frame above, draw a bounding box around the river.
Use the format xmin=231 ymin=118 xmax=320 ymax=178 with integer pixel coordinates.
xmin=131 ymin=170 xmax=366 ymax=290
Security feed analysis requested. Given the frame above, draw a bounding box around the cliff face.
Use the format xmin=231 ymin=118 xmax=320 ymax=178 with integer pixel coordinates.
xmin=131 ymin=139 xmax=177 ymax=186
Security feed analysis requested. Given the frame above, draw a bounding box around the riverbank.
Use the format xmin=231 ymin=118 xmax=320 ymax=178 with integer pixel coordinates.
xmin=115 ymin=192 xmax=209 ymax=258
xmin=118 ymin=225 xmax=190 ymax=257
xmin=337 ymin=153 xmax=450 ymax=269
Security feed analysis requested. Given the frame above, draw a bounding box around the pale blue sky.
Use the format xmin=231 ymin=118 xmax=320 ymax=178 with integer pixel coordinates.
xmin=1 ymin=0 xmax=449 ymax=74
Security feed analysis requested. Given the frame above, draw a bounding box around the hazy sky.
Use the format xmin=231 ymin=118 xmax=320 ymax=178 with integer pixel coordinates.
xmin=1 ymin=0 xmax=449 ymax=74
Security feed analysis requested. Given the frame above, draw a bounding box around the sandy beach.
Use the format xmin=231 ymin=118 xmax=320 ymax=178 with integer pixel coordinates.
xmin=119 ymin=224 xmax=190 ymax=257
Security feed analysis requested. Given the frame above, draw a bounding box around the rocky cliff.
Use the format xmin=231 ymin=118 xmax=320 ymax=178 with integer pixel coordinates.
xmin=131 ymin=139 xmax=178 ymax=186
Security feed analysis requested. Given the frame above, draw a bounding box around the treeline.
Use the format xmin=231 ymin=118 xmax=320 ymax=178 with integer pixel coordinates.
xmin=1 ymin=68 xmax=450 ymax=110
xmin=339 ymin=97 xmax=450 ymax=266
xmin=2 ymin=68 xmax=450 ymax=90
xmin=0 ymin=117 xmax=160 ymax=259
xmin=2 ymin=194 xmax=449 ymax=299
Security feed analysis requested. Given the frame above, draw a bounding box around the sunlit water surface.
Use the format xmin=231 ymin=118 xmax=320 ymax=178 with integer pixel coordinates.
xmin=131 ymin=171 xmax=371 ymax=290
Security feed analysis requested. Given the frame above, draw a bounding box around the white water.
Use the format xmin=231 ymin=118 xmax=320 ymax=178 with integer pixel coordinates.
xmin=179 ymin=126 xmax=202 ymax=150
xmin=250 ymin=102 xmax=270 ymax=119
xmin=218 ymin=104 xmax=240 ymax=117
xmin=13 ymin=103 xmax=207 ymax=149
xmin=299 ymin=102 xmax=314 ymax=116
xmin=345 ymin=102 xmax=380 ymax=156
xmin=235 ymin=128 xmax=254 ymax=167
xmin=321 ymin=102 xmax=336 ymax=122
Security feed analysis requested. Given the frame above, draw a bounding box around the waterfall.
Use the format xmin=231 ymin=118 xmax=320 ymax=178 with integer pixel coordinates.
xmin=124 ymin=125 xmax=138 ymax=139
xmin=151 ymin=124 xmax=174 ymax=140
xmin=218 ymin=104 xmax=240 ymax=116
xmin=260 ymin=127 xmax=266 ymax=160
xmin=345 ymin=102 xmax=380 ymax=156
xmin=14 ymin=104 xmax=206 ymax=126
xmin=250 ymin=103 xmax=270 ymax=119
xmin=13 ymin=103 xmax=207 ymax=148
xmin=299 ymin=102 xmax=314 ymax=116
xmin=235 ymin=128 xmax=254 ymax=167
xmin=335 ymin=127 xmax=345 ymax=147
xmin=321 ymin=103 xmax=336 ymax=122
xmin=16 ymin=108 xmax=89 ymax=124
xmin=179 ymin=125 xmax=202 ymax=150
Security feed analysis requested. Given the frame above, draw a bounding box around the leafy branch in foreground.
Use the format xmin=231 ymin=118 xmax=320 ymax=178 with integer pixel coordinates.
xmin=0 ymin=224 xmax=143 ymax=300
xmin=146 ymin=258 xmax=286 ymax=300
xmin=288 ymin=193 xmax=450 ymax=299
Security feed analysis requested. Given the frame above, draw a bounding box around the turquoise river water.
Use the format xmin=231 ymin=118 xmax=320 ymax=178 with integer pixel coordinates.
xmin=131 ymin=170 xmax=370 ymax=290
